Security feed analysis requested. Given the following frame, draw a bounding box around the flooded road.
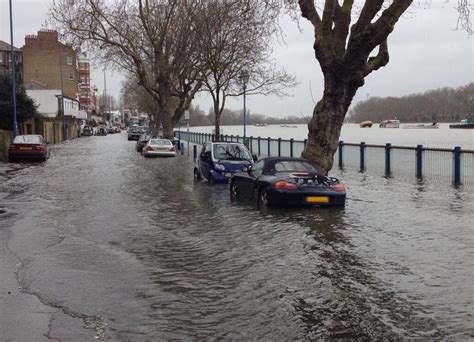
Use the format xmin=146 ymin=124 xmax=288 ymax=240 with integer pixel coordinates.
xmin=1 ymin=133 xmax=473 ymax=340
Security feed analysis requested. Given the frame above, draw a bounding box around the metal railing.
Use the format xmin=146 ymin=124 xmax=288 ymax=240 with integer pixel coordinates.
xmin=174 ymin=131 xmax=474 ymax=186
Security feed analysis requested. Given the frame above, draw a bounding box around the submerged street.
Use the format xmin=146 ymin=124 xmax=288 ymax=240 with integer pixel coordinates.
xmin=1 ymin=133 xmax=473 ymax=340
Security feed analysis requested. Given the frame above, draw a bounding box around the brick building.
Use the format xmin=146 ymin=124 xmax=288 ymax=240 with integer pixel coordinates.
xmin=77 ymin=52 xmax=95 ymax=113
xmin=21 ymin=30 xmax=78 ymax=99
xmin=0 ymin=40 xmax=23 ymax=84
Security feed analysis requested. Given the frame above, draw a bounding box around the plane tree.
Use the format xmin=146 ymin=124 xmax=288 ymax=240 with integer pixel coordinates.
xmin=195 ymin=0 xmax=296 ymax=138
xmin=278 ymin=0 xmax=472 ymax=173
xmin=50 ymin=0 xmax=205 ymax=139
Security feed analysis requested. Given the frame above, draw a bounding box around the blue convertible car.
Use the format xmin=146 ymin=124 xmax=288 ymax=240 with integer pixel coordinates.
xmin=194 ymin=142 xmax=256 ymax=184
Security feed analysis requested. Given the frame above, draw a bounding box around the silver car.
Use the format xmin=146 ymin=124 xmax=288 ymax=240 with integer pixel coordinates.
xmin=142 ymin=139 xmax=176 ymax=157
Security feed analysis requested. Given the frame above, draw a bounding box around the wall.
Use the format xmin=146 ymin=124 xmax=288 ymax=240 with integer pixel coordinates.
xmin=0 ymin=129 xmax=12 ymax=162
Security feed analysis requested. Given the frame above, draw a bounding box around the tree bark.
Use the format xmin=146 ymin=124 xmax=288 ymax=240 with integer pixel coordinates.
xmin=301 ymin=74 xmax=357 ymax=174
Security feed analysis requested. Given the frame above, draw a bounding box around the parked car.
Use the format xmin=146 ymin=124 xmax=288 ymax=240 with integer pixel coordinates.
xmin=142 ymin=138 xmax=176 ymax=157
xmin=95 ymin=126 xmax=107 ymax=136
xmin=107 ymin=127 xmax=115 ymax=134
xmin=127 ymin=126 xmax=143 ymax=141
xmin=229 ymin=157 xmax=346 ymax=207
xmin=81 ymin=125 xmax=94 ymax=136
xmin=8 ymin=134 xmax=49 ymax=162
xmin=135 ymin=133 xmax=152 ymax=152
xmin=194 ymin=142 xmax=256 ymax=184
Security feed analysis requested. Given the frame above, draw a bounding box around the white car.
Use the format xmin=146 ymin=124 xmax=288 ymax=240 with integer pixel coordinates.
xmin=142 ymin=139 xmax=176 ymax=157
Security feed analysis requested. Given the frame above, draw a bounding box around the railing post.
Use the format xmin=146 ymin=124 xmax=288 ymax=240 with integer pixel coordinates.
xmin=181 ymin=142 xmax=184 ymax=155
xmin=338 ymin=141 xmax=344 ymax=169
xmin=304 ymin=139 xmax=307 ymax=148
xmin=453 ymin=146 xmax=461 ymax=185
xmin=230 ymin=134 xmax=233 ymax=142
xmin=267 ymin=137 xmax=271 ymax=156
xmin=177 ymin=139 xmax=181 ymax=151
xmin=278 ymin=138 xmax=282 ymax=157
xmin=416 ymin=144 xmax=423 ymax=178
xmin=290 ymin=138 xmax=294 ymax=157
xmin=220 ymin=134 xmax=224 ymax=141
xmin=385 ymin=143 xmax=392 ymax=177
xmin=193 ymin=145 xmax=197 ymax=159
xmin=224 ymin=134 xmax=228 ymax=142
xmin=249 ymin=136 xmax=253 ymax=153
xmin=360 ymin=142 xmax=366 ymax=172
xmin=257 ymin=137 xmax=261 ymax=156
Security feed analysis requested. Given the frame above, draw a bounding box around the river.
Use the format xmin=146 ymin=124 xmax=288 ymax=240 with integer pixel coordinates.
xmin=0 ymin=133 xmax=473 ymax=340
xmin=184 ymin=123 xmax=474 ymax=149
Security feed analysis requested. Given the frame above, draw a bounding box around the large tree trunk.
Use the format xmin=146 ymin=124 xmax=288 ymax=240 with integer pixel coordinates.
xmin=157 ymin=82 xmax=174 ymax=140
xmin=301 ymin=77 xmax=357 ymax=174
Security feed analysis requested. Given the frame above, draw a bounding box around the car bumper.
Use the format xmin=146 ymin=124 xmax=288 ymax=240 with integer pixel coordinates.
xmin=143 ymin=151 xmax=176 ymax=157
xmin=128 ymin=135 xmax=140 ymax=140
xmin=266 ymin=188 xmax=346 ymax=207
xmin=209 ymin=170 xmax=235 ymax=184
xmin=9 ymin=151 xmax=47 ymax=161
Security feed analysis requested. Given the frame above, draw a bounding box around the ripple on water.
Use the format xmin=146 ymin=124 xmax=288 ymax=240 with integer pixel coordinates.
xmin=4 ymin=134 xmax=474 ymax=340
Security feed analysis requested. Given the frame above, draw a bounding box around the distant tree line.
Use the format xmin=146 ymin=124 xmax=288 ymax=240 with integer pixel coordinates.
xmin=348 ymin=83 xmax=473 ymax=123
xmin=176 ymin=106 xmax=310 ymax=127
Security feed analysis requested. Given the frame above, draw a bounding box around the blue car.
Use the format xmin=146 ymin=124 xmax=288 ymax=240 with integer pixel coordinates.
xmin=194 ymin=142 xmax=256 ymax=184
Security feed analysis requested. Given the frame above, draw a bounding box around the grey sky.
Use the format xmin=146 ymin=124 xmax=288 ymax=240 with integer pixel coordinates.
xmin=1 ymin=1 xmax=472 ymax=118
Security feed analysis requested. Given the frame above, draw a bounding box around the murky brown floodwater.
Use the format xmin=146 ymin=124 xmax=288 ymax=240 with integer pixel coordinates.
xmin=1 ymin=133 xmax=473 ymax=340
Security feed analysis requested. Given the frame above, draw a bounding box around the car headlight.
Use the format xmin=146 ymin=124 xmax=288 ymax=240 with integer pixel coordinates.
xmin=215 ymin=163 xmax=225 ymax=171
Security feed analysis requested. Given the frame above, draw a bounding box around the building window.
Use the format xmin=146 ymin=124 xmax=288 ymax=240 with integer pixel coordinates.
xmin=0 ymin=53 xmax=3 ymax=63
xmin=68 ymin=72 xmax=75 ymax=80
xmin=66 ymin=56 xmax=73 ymax=65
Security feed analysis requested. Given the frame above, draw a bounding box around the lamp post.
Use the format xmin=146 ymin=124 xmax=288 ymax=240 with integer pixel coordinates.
xmin=9 ymin=0 xmax=18 ymax=137
xmin=59 ymin=50 xmax=66 ymax=141
xmin=239 ymin=69 xmax=250 ymax=145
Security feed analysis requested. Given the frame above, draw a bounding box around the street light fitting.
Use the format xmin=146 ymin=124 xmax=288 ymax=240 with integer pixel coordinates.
xmin=239 ymin=69 xmax=250 ymax=87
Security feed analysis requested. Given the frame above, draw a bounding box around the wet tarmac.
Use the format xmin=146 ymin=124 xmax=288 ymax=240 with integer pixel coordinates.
xmin=1 ymin=133 xmax=473 ymax=340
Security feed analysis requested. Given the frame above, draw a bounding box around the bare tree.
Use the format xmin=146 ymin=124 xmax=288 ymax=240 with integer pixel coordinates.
xmin=49 ymin=0 xmax=204 ymax=139
xmin=195 ymin=0 xmax=296 ymax=138
xmin=274 ymin=0 xmax=472 ymax=173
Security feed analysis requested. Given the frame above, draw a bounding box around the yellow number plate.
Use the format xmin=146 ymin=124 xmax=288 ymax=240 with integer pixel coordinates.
xmin=306 ymin=196 xmax=329 ymax=203
xmin=19 ymin=147 xmax=32 ymax=150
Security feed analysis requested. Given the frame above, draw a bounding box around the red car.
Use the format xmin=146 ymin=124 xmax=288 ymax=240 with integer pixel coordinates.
xmin=8 ymin=134 xmax=49 ymax=162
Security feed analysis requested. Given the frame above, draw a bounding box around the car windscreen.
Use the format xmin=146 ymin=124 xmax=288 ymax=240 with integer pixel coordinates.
xmin=13 ymin=135 xmax=43 ymax=144
xmin=213 ymin=144 xmax=252 ymax=161
xmin=149 ymin=139 xmax=171 ymax=146
xmin=273 ymin=161 xmax=318 ymax=173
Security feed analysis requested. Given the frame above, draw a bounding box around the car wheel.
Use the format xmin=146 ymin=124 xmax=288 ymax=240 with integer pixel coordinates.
xmin=194 ymin=169 xmax=201 ymax=181
xmin=258 ymin=187 xmax=270 ymax=208
xmin=230 ymin=182 xmax=239 ymax=202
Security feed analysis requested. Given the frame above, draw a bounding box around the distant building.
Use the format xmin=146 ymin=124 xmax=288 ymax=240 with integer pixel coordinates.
xmin=77 ymin=52 xmax=94 ymax=113
xmin=21 ymin=30 xmax=78 ymax=99
xmin=0 ymin=40 xmax=23 ymax=84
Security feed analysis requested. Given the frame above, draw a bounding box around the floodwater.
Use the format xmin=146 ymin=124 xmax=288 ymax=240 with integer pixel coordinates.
xmin=1 ymin=133 xmax=473 ymax=340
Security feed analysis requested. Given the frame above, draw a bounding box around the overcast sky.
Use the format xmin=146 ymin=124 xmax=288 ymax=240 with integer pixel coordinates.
xmin=1 ymin=1 xmax=472 ymax=118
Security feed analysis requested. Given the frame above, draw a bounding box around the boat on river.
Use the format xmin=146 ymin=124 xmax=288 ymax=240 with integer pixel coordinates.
xmin=449 ymin=118 xmax=474 ymax=129
xmin=379 ymin=119 xmax=400 ymax=128
xmin=403 ymin=122 xmax=439 ymax=129
xmin=360 ymin=120 xmax=373 ymax=128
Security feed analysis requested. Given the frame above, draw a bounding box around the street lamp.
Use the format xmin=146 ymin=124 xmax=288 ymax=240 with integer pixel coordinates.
xmin=9 ymin=0 xmax=18 ymax=137
xmin=59 ymin=50 xmax=66 ymax=141
xmin=239 ymin=69 xmax=250 ymax=145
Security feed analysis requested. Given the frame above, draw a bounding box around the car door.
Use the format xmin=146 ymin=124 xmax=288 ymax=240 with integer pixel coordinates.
xmin=199 ymin=143 xmax=212 ymax=180
xmin=239 ymin=160 xmax=264 ymax=200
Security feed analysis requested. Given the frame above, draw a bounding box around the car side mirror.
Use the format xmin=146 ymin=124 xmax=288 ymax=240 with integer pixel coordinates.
xmin=252 ymin=153 xmax=258 ymax=162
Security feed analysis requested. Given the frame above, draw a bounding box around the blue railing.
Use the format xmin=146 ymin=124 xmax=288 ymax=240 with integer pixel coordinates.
xmin=174 ymin=130 xmax=474 ymax=186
